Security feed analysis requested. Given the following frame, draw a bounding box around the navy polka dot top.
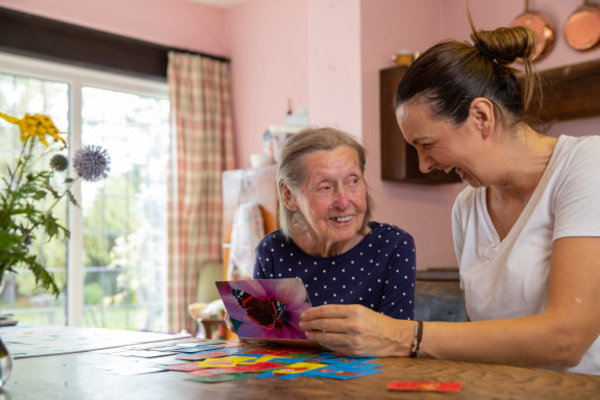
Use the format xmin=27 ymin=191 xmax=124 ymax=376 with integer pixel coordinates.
xmin=253 ymin=221 xmax=416 ymax=320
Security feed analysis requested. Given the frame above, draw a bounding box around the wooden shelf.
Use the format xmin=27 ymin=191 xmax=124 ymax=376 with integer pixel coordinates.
xmin=536 ymin=58 xmax=600 ymax=122
xmin=379 ymin=65 xmax=462 ymax=184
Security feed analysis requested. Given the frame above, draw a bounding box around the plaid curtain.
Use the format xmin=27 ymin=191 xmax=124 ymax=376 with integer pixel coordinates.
xmin=167 ymin=52 xmax=235 ymax=333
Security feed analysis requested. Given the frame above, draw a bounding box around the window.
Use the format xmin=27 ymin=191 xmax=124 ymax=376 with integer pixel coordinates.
xmin=0 ymin=52 xmax=170 ymax=332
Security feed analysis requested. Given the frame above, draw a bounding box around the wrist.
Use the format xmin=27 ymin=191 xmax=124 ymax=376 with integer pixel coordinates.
xmin=410 ymin=319 xmax=423 ymax=357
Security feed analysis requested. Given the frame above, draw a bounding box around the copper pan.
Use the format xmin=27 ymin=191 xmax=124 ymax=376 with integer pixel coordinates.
xmin=564 ymin=0 xmax=600 ymax=51
xmin=509 ymin=0 xmax=555 ymax=61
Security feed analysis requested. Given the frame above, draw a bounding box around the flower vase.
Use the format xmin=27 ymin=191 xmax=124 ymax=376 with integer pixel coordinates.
xmin=0 ymin=337 xmax=12 ymax=389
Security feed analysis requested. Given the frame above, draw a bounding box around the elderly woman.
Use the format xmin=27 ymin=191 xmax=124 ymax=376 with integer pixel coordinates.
xmin=253 ymin=127 xmax=416 ymax=320
xmin=299 ymin=21 xmax=600 ymax=375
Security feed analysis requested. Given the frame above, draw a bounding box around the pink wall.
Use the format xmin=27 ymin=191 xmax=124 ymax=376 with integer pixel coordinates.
xmin=0 ymin=0 xmax=228 ymax=56
xmin=307 ymin=0 xmax=362 ymax=135
xmin=225 ymin=0 xmax=309 ymax=167
xmin=2 ymin=0 xmax=598 ymax=270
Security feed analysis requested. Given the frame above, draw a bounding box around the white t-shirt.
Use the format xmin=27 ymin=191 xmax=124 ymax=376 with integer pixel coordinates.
xmin=452 ymin=135 xmax=600 ymax=375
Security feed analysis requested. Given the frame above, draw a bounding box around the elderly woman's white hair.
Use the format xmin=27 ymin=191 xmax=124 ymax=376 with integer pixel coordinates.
xmin=276 ymin=127 xmax=373 ymax=238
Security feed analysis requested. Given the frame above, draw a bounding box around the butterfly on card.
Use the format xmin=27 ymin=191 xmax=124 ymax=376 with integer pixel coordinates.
xmin=231 ymin=289 xmax=286 ymax=329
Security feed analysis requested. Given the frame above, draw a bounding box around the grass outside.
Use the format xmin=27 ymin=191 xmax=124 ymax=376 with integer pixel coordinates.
xmin=4 ymin=304 xmax=166 ymax=332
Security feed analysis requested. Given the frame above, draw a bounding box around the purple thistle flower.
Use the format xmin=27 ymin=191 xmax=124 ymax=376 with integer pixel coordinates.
xmin=49 ymin=154 xmax=69 ymax=172
xmin=73 ymin=145 xmax=110 ymax=182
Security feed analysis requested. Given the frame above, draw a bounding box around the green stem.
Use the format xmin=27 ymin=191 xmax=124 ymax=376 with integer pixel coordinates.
xmin=8 ymin=138 xmax=30 ymax=191
xmin=0 ymin=140 xmax=30 ymax=228
xmin=18 ymin=178 xmax=78 ymax=245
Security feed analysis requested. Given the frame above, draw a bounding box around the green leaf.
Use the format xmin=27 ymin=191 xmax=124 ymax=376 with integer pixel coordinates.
xmin=28 ymin=260 xmax=60 ymax=297
xmin=43 ymin=182 xmax=60 ymax=199
xmin=43 ymin=215 xmax=60 ymax=237
xmin=32 ymin=190 xmax=47 ymax=200
xmin=66 ymin=190 xmax=80 ymax=208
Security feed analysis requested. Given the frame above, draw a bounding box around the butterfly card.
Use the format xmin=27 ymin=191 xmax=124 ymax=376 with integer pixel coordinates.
xmin=215 ymin=278 xmax=312 ymax=342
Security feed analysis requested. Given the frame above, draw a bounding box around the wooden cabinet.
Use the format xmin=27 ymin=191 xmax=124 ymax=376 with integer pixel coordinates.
xmin=379 ymin=65 xmax=461 ymax=184
xmin=536 ymin=58 xmax=600 ymax=122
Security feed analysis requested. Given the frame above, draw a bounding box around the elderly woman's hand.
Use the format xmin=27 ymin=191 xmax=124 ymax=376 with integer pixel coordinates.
xmin=299 ymin=304 xmax=413 ymax=357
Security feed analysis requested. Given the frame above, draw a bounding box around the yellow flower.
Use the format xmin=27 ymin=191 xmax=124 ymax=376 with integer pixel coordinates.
xmin=0 ymin=111 xmax=67 ymax=148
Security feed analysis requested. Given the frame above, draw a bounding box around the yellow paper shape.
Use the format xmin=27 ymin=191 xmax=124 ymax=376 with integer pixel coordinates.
xmin=240 ymin=354 xmax=291 ymax=365
xmin=194 ymin=356 xmax=256 ymax=368
xmin=273 ymin=362 xmax=327 ymax=374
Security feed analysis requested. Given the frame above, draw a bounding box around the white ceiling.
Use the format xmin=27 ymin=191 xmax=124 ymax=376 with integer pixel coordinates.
xmin=189 ymin=0 xmax=250 ymax=8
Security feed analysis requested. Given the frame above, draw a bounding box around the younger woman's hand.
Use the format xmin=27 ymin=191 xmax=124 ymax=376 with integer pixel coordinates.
xmin=299 ymin=304 xmax=413 ymax=357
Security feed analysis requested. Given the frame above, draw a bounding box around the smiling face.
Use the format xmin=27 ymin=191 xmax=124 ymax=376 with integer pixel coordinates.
xmin=282 ymin=145 xmax=368 ymax=256
xmin=396 ymin=100 xmax=488 ymax=187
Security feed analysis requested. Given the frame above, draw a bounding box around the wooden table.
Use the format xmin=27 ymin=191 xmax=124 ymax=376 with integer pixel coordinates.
xmin=4 ymin=340 xmax=600 ymax=399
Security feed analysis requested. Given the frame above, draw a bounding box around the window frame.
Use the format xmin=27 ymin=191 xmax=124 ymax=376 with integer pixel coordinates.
xmin=0 ymin=51 xmax=169 ymax=326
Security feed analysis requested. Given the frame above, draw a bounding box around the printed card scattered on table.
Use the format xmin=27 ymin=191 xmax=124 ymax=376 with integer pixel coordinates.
xmin=387 ymin=381 xmax=461 ymax=392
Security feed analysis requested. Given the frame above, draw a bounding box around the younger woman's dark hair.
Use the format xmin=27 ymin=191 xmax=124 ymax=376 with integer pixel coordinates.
xmin=395 ymin=15 xmax=541 ymax=128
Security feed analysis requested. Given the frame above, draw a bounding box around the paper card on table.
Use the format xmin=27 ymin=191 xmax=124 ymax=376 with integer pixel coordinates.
xmin=215 ymin=278 xmax=313 ymax=343
xmin=194 ymin=356 xmax=256 ymax=368
xmin=154 ymin=356 xmax=186 ymax=366
xmin=224 ymin=362 xmax=284 ymax=373
xmin=303 ymin=366 xmax=382 ymax=380
xmin=213 ymin=341 xmax=242 ymax=348
xmin=189 ymin=362 xmax=284 ymax=376
xmin=115 ymin=350 xmax=177 ymax=358
xmin=323 ymin=356 xmax=377 ymax=363
xmin=175 ymin=345 xmax=218 ymax=353
xmin=285 ymin=352 xmax=322 ymax=359
xmin=173 ymin=342 xmax=208 ymax=348
xmin=188 ymin=368 xmax=232 ymax=377
xmin=387 ymin=381 xmax=461 ymax=392
xmin=273 ymin=362 xmax=327 ymax=375
xmin=266 ymin=357 xmax=311 ymax=365
xmin=238 ymin=354 xmax=289 ymax=365
xmin=268 ymin=348 xmax=323 ymax=356
xmin=319 ymin=358 xmax=381 ymax=368
xmin=176 ymin=351 xmax=233 ymax=361
xmin=262 ymin=358 xmax=299 ymax=366
xmin=164 ymin=362 xmax=206 ymax=372
xmin=254 ymin=370 xmax=303 ymax=380
xmin=254 ymin=371 xmax=277 ymax=379
xmin=147 ymin=345 xmax=190 ymax=352
xmin=241 ymin=348 xmax=292 ymax=355
xmin=186 ymin=373 xmax=252 ymax=383
xmin=202 ymin=340 xmax=227 ymax=345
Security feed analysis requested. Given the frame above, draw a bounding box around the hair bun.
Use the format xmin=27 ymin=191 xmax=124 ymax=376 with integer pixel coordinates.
xmin=471 ymin=26 xmax=535 ymax=65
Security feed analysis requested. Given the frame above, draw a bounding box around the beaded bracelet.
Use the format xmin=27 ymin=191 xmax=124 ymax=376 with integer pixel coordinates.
xmin=410 ymin=319 xmax=423 ymax=358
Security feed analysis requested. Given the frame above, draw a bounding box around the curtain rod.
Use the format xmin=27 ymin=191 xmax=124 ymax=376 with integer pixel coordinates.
xmin=0 ymin=6 xmax=230 ymax=81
